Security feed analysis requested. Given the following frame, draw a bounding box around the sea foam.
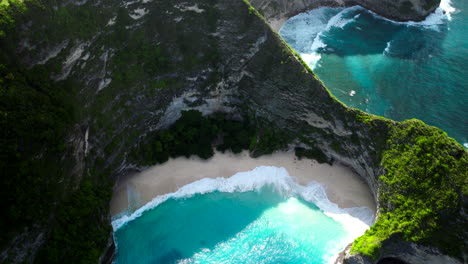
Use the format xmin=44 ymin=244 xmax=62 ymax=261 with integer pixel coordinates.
xmin=324 ymin=6 xmax=362 ymax=30
xmin=367 ymin=0 xmax=456 ymax=30
xmin=112 ymin=166 xmax=375 ymax=240
xmin=383 ymin=41 xmax=392 ymax=55
xmin=281 ymin=0 xmax=456 ymax=68
xmin=280 ymin=6 xmax=362 ymax=69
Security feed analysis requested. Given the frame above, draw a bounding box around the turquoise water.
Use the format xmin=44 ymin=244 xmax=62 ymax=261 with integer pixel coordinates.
xmin=113 ymin=167 xmax=373 ymax=264
xmin=279 ymin=0 xmax=468 ymax=147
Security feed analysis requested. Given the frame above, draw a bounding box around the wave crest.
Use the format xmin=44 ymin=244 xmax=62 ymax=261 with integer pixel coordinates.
xmin=368 ymin=0 xmax=456 ymax=30
xmin=112 ymin=166 xmax=375 ymax=240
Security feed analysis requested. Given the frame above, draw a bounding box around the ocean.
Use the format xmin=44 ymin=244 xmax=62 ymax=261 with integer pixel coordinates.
xmin=112 ymin=167 xmax=373 ymax=264
xmin=279 ymin=0 xmax=467 ymax=148
xmin=111 ymin=2 xmax=468 ymax=262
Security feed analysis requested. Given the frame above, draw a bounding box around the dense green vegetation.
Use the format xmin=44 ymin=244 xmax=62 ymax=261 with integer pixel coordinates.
xmin=352 ymin=119 xmax=467 ymax=260
xmin=0 ymin=63 xmax=75 ymax=244
xmin=0 ymin=40 xmax=113 ymax=264
xmin=0 ymin=0 xmax=27 ymax=37
xmin=294 ymin=147 xmax=331 ymax=164
xmin=129 ymin=110 xmax=291 ymax=166
xmin=35 ymin=169 xmax=112 ymax=264
xmin=1 ymin=2 xmax=112 ymax=263
xmin=0 ymin=61 xmax=113 ymax=263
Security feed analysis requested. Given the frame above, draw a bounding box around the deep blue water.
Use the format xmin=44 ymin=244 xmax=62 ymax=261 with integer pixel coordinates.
xmin=112 ymin=167 xmax=373 ymax=264
xmin=280 ymin=0 xmax=467 ymax=147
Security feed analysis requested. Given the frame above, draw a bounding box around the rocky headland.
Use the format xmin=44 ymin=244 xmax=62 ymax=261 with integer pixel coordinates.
xmin=250 ymin=0 xmax=441 ymax=30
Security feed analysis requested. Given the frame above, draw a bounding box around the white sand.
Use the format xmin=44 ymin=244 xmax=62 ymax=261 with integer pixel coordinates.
xmin=110 ymin=151 xmax=376 ymax=216
xmin=269 ymin=17 xmax=287 ymax=32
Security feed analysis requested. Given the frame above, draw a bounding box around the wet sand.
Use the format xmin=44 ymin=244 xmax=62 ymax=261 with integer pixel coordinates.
xmin=110 ymin=151 xmax=376 ymax=216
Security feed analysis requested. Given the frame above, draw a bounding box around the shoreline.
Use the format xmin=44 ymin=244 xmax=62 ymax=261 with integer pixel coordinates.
xmin=268 ymin=1 xmax=445 ymax=32
xmin=110 ymin=150 xmax=376 ymax=216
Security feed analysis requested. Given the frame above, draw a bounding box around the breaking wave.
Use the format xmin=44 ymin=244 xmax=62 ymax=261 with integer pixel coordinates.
xmin=368 ymin=0 xmax=456 ymax=30
xmin=280 ymin=0 xmax=455 ymax=69
xmin=383 ymin=41 xmax=392 ymax=55
xmin=112 ymin=166 xmax=375 ymax=237
xmin=280 ymin=6 xmax=363 ymax=69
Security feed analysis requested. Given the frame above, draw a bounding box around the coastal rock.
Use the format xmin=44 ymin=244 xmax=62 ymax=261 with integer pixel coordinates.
xmin=250 ymin=0 xmax=441 ymax=29
xmin=341 ymin=239 xmax=464 ymax=264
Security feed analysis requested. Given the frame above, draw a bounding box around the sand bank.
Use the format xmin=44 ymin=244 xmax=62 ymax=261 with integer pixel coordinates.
xmin=110 ymin=151 xmax=376 ymax=216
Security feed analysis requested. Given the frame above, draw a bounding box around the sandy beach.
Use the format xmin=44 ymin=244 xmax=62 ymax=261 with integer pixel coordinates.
xmin=110 ymin=150 xmax=376 ymax=216
xmin=269 ymin=17 xmax=287 ymax=32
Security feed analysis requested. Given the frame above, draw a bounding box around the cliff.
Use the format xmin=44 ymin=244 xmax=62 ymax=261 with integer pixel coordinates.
xmin=0 ymin=0 xmax=465 ymax=263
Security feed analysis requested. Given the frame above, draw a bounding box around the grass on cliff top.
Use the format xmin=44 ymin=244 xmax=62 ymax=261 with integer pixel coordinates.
xmin=352 ymin=119 xmax=468 ymax=260
xmin=0 ymin=0 xmax=27 ymax=37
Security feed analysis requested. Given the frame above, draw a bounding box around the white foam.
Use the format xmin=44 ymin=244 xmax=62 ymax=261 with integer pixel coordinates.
xmin=406 ymin=9 xmax=446 ymax=29
xmin=310 ymin=6 xmax=361 ymax=54
xmin=281 ymin=0 xmax=456 ymax=71
xmin=368 ymin=0 xmax=456 ymax=30
xmin=439 ymin=0 xmax=457 ymax=20
xmin=463 ymin=143 xmax=468 ymax=149
xmin=383 ymin=41 xmax=392 ymax=55
xmin=112 ymin=166 xmax=375 ymax=239
xmin=280 ymin=6 xmax=363 ymax=70
xmin=325 ymin=6 xmax=361 ymax=30
xmin=279 ymin=8 xmax=328 ymax=51
xmin=311 ymin=35 xmax=326 ymax=51
xmin=300 ymin=52 xmax=322 ymax=70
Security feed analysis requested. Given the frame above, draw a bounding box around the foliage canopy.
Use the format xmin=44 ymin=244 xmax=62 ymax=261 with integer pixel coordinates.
xmin=352 ymin=119 xmax=467 ymax=259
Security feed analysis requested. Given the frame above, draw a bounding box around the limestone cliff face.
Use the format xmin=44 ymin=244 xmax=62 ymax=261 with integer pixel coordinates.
xmin=0 ymin=0 xmax=463 ymax=263
xmin=250 ymin=0 xmax=441 ymax=26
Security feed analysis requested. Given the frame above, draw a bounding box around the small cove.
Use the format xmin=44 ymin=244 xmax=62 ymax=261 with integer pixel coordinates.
xmin=111 ymin=153 xmax=376 ymax=263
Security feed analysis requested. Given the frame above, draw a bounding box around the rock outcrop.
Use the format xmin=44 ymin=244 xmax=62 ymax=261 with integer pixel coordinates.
xmin=250 ymin=0 xmax=441 ymax=29
xmin=340 ymin=238 xmax=463 ymax=264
